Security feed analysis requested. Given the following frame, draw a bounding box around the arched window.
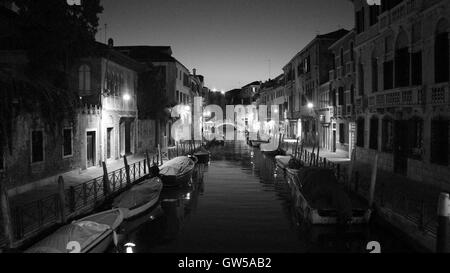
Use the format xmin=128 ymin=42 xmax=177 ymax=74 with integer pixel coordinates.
xmin=356 ymin=117 xmax=365 ymax=148
xmin=435 ymin=19 xmax=449 ymax=83
xmin=395 ymin=30 xmax=410 ymax=87
xmin=369 ymin=116 xmax=379 ymax=150
xmin=78 ymin=64 xmax=91 ymax=92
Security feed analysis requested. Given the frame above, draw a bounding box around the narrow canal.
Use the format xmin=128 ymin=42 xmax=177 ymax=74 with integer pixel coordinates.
xmin=113 ymin=141 xmax=415 ymax=253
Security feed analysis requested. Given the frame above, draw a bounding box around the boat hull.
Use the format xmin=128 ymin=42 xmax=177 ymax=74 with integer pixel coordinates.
xmin=161 ymin=168 xmax=194 ymax=188
xmin=194 ymin=152 xmax=210 ymax=164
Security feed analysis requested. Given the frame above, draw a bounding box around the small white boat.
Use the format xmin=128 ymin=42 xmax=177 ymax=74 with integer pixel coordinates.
xmin=26 ymin=209 xmax=123 ymax=253
xmin=112 ymin=177 xmax=163 ymax=219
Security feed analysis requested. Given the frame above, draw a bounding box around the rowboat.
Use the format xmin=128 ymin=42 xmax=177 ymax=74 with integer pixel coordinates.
xmin=159 ymin=156 xmax=196 ymax=188
xmin=112 ymin=177 xmax=163 ymax=219
xmin=26 ymin=209 xmax=123 ymax=253
xmin=287 ymin=167 xmax=371 ymax=225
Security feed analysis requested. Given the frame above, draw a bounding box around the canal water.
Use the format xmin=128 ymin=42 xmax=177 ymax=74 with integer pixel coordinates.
xmin=113 ymin=141 xmax=415 ymax=253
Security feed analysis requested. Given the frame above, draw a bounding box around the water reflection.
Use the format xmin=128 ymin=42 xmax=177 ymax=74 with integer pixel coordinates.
xmin=112 ymin=142 xmax=414 ymax=253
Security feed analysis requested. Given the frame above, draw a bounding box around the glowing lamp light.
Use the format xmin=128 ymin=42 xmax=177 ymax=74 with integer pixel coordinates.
xmin=274 ymin=108 xmax=279 ymax=113
xmin=123 ymin=93 xmax=131 ymax=101
xmin=307 ymin=102 xmax=314 ymax=109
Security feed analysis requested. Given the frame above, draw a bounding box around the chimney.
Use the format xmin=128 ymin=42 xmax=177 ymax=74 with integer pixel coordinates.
xmin=108 ymin=38 xmax=114 ymax=48
xmin=193 ymin=68 xmax=196 ymax=76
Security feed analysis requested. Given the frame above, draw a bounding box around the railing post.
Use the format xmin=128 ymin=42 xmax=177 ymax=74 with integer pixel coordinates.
xmin=158 ymin=144 xmax=163 ymax=165
xmin=102 ymin=162 xmax=111 ymax=197
xmin=57 ymin=176 xmax=66 ymax=224
xmin=146 ymin=151 xmax=151 ymax=173
xmin=124 ymin=155 xmax=131 ymax=186
xmin=0 ymin=181 xmax=14 ymax=248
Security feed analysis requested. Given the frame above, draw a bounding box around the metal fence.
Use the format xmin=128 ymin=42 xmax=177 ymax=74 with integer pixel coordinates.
xmin=3 ymin=157 xmax=153 ymax=248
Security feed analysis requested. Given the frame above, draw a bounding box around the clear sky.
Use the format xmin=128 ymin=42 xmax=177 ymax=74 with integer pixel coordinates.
xmin=96 ymin=0 xmax=354 ymax=91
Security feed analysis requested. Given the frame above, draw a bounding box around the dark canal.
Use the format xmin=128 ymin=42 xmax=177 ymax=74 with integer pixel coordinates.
xmin=112 ymin=141 xmax=415 ymax=253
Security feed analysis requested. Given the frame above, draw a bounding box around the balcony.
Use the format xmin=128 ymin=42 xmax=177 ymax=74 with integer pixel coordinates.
xmin=430 ymin=83 xmax=449 ymax=106
xmin=367 ymin=86 xmax=424 ymax=108
xmin=379 ymin=0 xmax=421 ymax=31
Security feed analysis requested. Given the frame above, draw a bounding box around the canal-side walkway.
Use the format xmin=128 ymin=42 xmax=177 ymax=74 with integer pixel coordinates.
xmin=8 ymin=154 xmax=147 ymax=207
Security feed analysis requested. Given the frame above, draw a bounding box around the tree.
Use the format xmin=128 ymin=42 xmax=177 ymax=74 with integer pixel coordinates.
xmin=14 ymin=0 xmax=103 ymax=81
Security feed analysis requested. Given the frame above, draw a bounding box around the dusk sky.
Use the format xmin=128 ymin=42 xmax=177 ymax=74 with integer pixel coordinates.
xmin=96 ymin=0 xmax=354 ymax=91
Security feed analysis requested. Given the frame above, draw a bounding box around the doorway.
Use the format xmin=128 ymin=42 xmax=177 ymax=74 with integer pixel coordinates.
xmin=86 ymin=131 xmax=96 ymax=168
xmin=107 ymin=128 xmax=113 ymax=160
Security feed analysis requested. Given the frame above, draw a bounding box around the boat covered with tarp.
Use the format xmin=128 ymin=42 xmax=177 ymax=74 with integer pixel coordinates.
xmin=113 ymin=177 xmax=163 ymax=219
xmin=26 ymin=209 xmax=123 ymax=253
xmin=193 ymin=147 xmax=210 ymax=164
xmin=288 ymin=167 xmax=371 ymax=225
xmin=159 ymin=156 xmax=196 ymax=187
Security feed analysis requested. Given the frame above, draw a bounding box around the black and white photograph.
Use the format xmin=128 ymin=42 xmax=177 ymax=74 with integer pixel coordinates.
xmin=0 ymin=0 xmax=449 ymax=262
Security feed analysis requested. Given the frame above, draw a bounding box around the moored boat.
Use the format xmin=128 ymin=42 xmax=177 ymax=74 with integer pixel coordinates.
xmin=112 ymin=177 xmax=163 ymax=219
xmin=275 ymin=155 xmax=292 ymax=170
xmin=260 ymin=134 xmax=285 ymax=157
xmin=159 ymin=156 xmax=196 ymax=188
xmin=193 ymin=148 xmax=210 ymax=164
xmin=287 ymin=167 xmax=371 ymax=225
xmin=26 ymin=209 xmax=123 ymax=253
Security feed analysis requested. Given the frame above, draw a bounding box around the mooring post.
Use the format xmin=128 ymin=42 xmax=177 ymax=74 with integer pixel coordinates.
xmin=102 ymin=161 xmax=111 ymax=196
xmin=436 ymin=192 xmax=450 ymax=253
xmin=145 ymin=151 xmax=151 ymax=173
xmin=158 ymin=144 xmax=163 ymax=166
xmin=0 ymin=181 xmax=14 ymax=248
xmin=123 ymin=156 xmax=131 ymax=186
xmin=57 ymin=176 xmax=66 ymax=223
xmin=369 ymin=154 xmax=379 ymax=208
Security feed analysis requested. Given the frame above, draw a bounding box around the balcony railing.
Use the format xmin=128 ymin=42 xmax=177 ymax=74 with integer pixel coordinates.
xmin=379 ymin=0 xmax=421 ymax=31
xmin=367 ymin=86 xmax=424 ymax=108
xmin=430 ymin=83 xmax=449 ymax=105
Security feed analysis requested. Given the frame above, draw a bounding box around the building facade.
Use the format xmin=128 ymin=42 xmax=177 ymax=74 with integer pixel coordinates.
xmin=350 ymin=0 xmax=450 ymax=187
xmin=328 ymin=30 xmax=357 ymax=158
xmin=284 ymin=29 xmax=350 ymax=145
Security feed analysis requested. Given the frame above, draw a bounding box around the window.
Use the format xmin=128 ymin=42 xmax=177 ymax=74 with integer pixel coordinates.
xmin=372 ymin=57 xmax=378 ymax=92
xmin=430 ymin=118 xmax=449 ymax=165
xmin=411 ymin=51 xmax=422 ymax=85
xmin=176 ymin=91 xmax=180 ymax=103
xmin=339 ymin=123 xmax=345 ymax=144
xmin=356 ymin=8 xmax=365 ymax=34
xmin=340 ymin=48 xmax=344 ymax=67
xmin=304 ymin=56 xmax=311 ymax=73
xmin=31 ymin=130 xmax=44 ymax=163
xmin=332 ymin=89 xmax=337 ymax=106
xmin=63 ymin=128 xmax=73 ymax=158
xmin=338 ymin=87 xmax=344 ymax=106
xmin=395 ymin=31 xmax=410 ymax=87
xmin=435 ymin=19 xmax=449 ymax=83
xmin=350 ymin=85 xmax=355 ymax=104
xmin=356 ymin=118 xmax=365 ymax=147
xmin=408 ymin=118 xmax=423 ymax=159
xmin=78 ymin=65 xmax=91 ymax=92
xmin=350 ymin=42 xmax=354 ymax=61
xmin=369 ymin=4 xmax=379 ymax=26
xmin=382 ymin=118 xmax=394 ymax=152
xmin=369 ymin=116 xmax=379 ymax=150
xmin=383 ymin=60 xmax=394 ymax=90
xmin=358 ymin=63 xmax=365 ymax=95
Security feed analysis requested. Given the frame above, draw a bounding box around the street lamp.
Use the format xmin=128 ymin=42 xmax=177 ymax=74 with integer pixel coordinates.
xmin=123 ymin=93 xmax=131 ymax=101
xmin=307 ymin=102 xmax=314 ymax=109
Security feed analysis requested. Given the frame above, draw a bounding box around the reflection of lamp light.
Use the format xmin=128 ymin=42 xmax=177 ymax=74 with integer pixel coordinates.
xmin=125 ymin=242 xmax=136 ymax=253
xmin=274 ymin=108 xmax=279 ymax=113
xmin=307 ymin=102 xmax=314 ymax=109
xmin=123 ymin=93 xmax=131 ymax=101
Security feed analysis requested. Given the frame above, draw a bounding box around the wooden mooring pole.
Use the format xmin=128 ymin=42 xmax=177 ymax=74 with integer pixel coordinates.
xmin=123 ymin=156 xmax=131 ymax=186
xmin=0 ymin=181 xmax=14 ymax=248
xmin=57 ymin=176 xmax=67 ymax=223
xmin=436 ymin=192 xmax=450 ymax=253
xmin=102 ymin=162 xmax=111 ymax=196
